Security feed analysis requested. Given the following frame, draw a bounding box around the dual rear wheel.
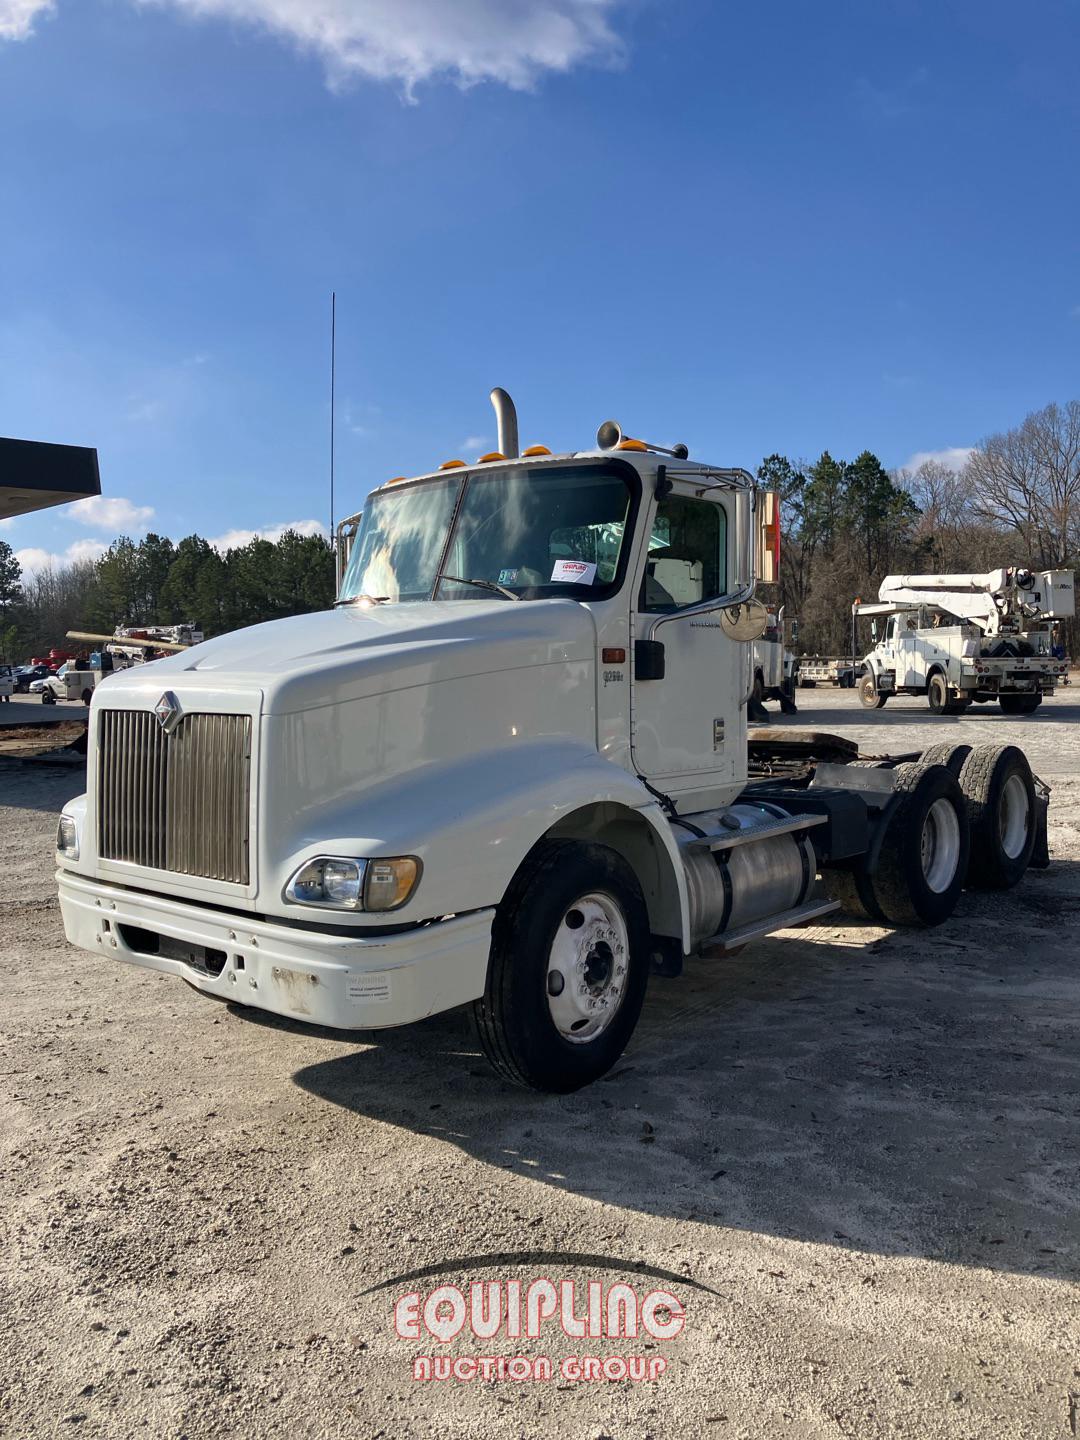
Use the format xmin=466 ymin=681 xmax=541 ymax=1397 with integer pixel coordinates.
xmin=826 ymin=743 xmax=1037 ymax=923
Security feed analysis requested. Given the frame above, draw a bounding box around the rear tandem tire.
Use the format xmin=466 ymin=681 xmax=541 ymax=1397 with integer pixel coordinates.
xmin=927 ymin=673 xmax=949 ymax=715
xmin=473 ymin=840 xmax=651 ymax=1093
xmin=917 ymin=742 xmax=973 ymax=779
xmin=824 ymin=864 xmax=883 ymax=922
xmin=957 ymin=744 xmax=1036 ymax=890
xmin=871 ymin=762 xmax=970 ymax=926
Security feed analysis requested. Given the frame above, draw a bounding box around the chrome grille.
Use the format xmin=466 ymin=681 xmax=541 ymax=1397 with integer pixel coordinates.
xmin=97 ymin=709 xmax=252 ymax=883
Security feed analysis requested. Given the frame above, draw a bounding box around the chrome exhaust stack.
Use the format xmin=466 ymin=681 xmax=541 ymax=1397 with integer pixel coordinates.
xmin=490 ymin=388 xmax=519 ymax=459
xmin=596 ymin=419 xmax=688 ymax=460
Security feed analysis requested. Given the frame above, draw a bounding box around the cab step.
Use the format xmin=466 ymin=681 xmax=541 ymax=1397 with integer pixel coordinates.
xmin=699 ymin=897 xmax=841 ymax=954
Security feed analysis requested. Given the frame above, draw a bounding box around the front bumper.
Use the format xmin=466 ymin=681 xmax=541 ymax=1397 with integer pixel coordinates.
xmin=58 ymin=869 xmax=493 ymax=1030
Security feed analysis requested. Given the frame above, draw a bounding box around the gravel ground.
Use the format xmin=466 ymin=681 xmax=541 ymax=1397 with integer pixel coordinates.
xmin=1 ymin=689 xmax=1078 ymax=1440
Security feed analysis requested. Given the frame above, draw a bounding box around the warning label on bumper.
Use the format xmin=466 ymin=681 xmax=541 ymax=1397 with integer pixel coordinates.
xmin=347 ymin=971 xmax=393 ymax=1004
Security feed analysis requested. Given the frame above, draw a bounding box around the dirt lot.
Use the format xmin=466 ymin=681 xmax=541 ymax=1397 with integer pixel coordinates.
xmin=2 ymin=690 xmax=1078 ymax=1440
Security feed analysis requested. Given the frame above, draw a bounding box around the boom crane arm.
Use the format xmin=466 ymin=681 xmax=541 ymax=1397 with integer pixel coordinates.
xmin=873 ymin=568 xmax=1073 ymax=636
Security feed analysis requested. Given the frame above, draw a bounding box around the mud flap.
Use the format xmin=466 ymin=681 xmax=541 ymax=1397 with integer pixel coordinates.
xmin=1030 ymin=777 xmax=1051 ymax=869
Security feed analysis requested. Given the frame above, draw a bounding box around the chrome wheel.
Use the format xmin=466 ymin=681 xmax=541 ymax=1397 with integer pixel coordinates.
xmin=546 ymin=892 xmax=629 ymax=1044
xmin=998 ymin=772 xmax=1031 ymax=860
xmin=920 ymin=797 xmax=961 ymax=893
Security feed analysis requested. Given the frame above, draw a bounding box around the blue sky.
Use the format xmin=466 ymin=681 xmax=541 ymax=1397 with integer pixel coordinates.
xmin=2 ymin=0 xmax=1078 ymax=571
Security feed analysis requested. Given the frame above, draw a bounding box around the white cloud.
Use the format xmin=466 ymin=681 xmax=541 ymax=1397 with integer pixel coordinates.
xmin=902 ymin=446 xmax=975 ymax=475
xmin=68 ymin=495 xmax=156 ymax=532
xmin=0 ymin=0 xmax=53 ymax=41
xmin=15 ymin=539 xmax=107 ymax=573
xmin=132 ymin=0 xmax=623 ymax=94
xmin=459 ymin=434 xmax=492 ymax=454
xmin=0 ymin=516 xmax=15 ymax=530
xmin=207 ymin=518 xmax=328 ymax=551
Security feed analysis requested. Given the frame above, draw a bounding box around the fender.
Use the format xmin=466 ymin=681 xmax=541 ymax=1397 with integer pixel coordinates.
xmin=260 ymin=737 xmax=691 ymax=946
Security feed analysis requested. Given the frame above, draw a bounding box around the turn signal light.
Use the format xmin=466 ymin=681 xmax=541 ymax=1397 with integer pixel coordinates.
xmin=602 ymin=648 xmax=626 ymax=664
xmin=364 ymin=856 xmax=421 ymax=911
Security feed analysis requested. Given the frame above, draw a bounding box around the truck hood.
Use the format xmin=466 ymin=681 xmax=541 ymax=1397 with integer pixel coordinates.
xmin=100 ymin=599 xmax=598 ymax=715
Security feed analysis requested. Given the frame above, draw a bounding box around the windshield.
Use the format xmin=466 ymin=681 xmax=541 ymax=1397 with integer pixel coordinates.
xmin=338 ymin=463 xmax=636 ymax=604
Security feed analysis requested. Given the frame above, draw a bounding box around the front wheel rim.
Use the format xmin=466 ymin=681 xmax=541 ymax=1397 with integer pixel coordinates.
xmin=546 ymin=892 xmax=629 ymax=1044
xmin=999 ymin=773 xmax=1031 ymax=859
xmin=920 ymin=797 xmax=961 ymax=892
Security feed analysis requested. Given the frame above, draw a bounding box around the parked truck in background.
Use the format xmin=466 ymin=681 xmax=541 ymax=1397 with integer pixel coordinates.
xmin=750 ymin=607 xmax=798 ymax=716
xmin=856 ymin=570 xmax=1074 ymax=714
xmin=56 ymin=392 xmax=1049 ymax=1091
xmin=796 ymin=654 xmax=860 ymax=688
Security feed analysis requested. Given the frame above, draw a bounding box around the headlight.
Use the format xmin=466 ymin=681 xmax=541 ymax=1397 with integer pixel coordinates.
xmin=284 ymin=855 xmax=421 ymax=912
xmin=56 ymin=814 xmax=79 ymax=859
xmin=286 ymin=857 xmax=365 ymax=909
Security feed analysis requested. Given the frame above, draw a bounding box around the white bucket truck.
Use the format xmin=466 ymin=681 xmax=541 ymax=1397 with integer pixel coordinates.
xmin=855 ymin=569 xmax=1073 ymax=714
xmin=56 ymin=394 xmax=1050 ymax=1090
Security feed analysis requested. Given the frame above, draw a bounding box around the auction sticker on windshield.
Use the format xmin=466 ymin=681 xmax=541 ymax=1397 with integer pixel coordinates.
xmin=551 ymin=560 xmax=597 ymax=585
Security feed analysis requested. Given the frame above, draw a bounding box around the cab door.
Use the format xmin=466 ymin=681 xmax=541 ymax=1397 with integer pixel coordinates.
xmin=629 ymin=484 xmax=742 ymax=803
xmin=897 ymin=614 xmax=922 ymax=687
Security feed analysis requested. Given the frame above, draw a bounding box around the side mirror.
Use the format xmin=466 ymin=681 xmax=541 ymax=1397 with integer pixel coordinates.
xmin=718 ymin=597 xmax=769 ymax=643
xmin=870 ymin=619 xmax=878 ymax=640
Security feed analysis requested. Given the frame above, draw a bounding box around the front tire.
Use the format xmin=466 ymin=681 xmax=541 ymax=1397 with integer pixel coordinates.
xmin=859 ymin=673 xmax=887 ymax=709
xmin=474 ymin=840 xmax=650 ymax=1092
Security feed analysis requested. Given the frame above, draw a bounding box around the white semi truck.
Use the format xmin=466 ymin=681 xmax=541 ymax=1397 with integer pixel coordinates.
xmin=750 ymin=607 xmax=798 ymax=717
xmin=856 ymin=569 xmax=1073 ymax=714
xmin=56 ymin=394 xmax=1049 ymax=1091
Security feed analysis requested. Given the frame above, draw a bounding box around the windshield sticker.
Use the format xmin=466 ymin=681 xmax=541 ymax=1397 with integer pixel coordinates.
xmin=551 ymin=559 xmax=597 ymax=585
xmin=497 ymin=568 xmax=520 ymax=585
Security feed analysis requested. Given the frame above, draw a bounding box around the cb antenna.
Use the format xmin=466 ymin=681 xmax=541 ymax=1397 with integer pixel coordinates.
xmin=329 ymin=291 xmax=337 ymax=537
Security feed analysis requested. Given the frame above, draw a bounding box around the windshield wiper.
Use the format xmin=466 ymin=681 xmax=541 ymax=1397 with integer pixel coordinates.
xmin=334 ymin=595 xmax=391 ymax=607
xmin=435 ymin=573 xmax=521 ymax=601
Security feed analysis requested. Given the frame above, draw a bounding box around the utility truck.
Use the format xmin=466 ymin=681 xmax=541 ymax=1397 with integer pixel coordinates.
xmin=56 ymin=393 xmax=1049 ymax=1091
xmin=856 ymin=570 xmax=1073 ymax=715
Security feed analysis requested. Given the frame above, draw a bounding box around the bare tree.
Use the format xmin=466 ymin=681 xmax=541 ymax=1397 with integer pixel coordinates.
xmin=967 ymin=400 xmax=1080 ymax=566
xmin=898 ymin=460 xmax=1007 ymax=573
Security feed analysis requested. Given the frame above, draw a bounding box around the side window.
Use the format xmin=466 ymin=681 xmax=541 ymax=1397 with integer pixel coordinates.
xmin=640 ymin=496 xmax=726 ymax=612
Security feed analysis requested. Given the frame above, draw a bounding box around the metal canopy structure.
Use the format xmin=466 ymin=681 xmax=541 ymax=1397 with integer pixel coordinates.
xmin=0 ymin=436 xmax=101 ymax=521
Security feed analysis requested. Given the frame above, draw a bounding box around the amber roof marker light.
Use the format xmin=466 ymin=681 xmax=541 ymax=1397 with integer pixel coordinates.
xmin=596 ymin=420 xmax=689 ymax=460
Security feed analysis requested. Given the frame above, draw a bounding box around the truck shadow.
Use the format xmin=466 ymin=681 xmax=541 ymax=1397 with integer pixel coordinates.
xmin=771 ymin=700 xmax=1080 ymax=726
xmin=290 ymin=864 xmax=1080 ymax=1284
